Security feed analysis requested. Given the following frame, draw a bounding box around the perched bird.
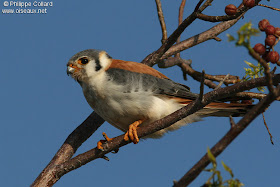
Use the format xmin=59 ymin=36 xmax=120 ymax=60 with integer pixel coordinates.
xmin=67 ymin=49 xmax=252 ymax=149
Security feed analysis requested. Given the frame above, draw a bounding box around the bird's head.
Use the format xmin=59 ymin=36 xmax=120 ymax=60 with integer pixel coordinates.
xmin=67 ymin=49 xmax=112 ymax=83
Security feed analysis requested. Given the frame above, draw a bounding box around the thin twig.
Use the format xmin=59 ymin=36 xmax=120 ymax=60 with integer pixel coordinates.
xmin=213 ymin=36 xmax=221 ymax=42
xmin=234 ymin=92 xmax=280 ymax=101
xmin=198 ymin=70 xmax=205 ymax=101
xmin=155 ymin=0 xmax=168 ymax=44
xmin=194 ymin=0 xmax=205 ymax=12
xmin=215 ymin=74 xmax=230 ymax=90
xmin=180 ymin=62 xmax=239 ymax=84
xmin=229 ymin=116 xmax=236 ymax=127
xmin=262 ymin=113 xmax=274 ymax=145
xmin=176 ymin=0 xmax=187 ymax=58
xmin=272 ymin=36 xmax=280 ymax=50
xmin=248 ymin=48 xmax=277 ymax=96
xmin=258 ymin=3 xmax=280 ymax=11
xmin=160 ymin=57 xmax=218 ymax=88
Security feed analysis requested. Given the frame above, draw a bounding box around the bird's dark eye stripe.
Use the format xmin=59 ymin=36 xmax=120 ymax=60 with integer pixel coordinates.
xmin=78 ymin=57 xmax=89 ymax=65
xmin=95 ymin=58 xmax=102 ymax=71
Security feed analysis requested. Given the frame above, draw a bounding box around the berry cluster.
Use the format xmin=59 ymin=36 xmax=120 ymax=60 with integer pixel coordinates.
xmin=253 ymin=19 xmax=280 ymax=65
xmin=225 ymin=0 xmax=256 ymax=16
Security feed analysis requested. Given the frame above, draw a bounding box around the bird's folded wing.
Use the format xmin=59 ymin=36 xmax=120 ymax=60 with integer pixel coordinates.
xmin=106 ymin=64 xmax=198 ymax=100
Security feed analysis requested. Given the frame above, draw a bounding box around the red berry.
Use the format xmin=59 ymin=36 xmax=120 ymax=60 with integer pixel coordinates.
xmin=275 ymin=27 xmax=280 ymax=36
xmin=243 ymin=0 xmax=255 ymax=8
xmin=253 ymin=43 xmax=266 ymax=55
xmin=258 ymin=19 xmax=270 ymax=31
xmin=267 ymin=51 xmax=280 ymax=64
xmin=225 ymin=4 xmax=237 ymax=15
xmin=265 ymin=25 xmax=275 ymax=35
xmin=265 ymin=35 xmax=276 ymax=47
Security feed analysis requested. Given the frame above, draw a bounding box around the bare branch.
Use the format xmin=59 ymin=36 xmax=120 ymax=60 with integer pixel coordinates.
xmin=229 ymin=116 xmax=236 ymax=127
xmin=213 ymin=36 xmax=222 ymax=42
xmin=176 ymin=0 xmax=187 ymax=58
xmin=198 ymin=70 xmax=205 ymax=101
xmin=180 ymin=62 xmax=239 ymax=84
xmin=262 ymin=113 xmax=274 ymax=145
xmin=141 ymin=0 xmax=214 ymax=66
xmin=31 ymin=112 xmax=105 ymax=187
xmin=155 ymin=0 xmax=168 ymax=43
xmin=234 ymin=92 xmax=280 ymax=101
xmin=215 ymin=74 xmax=230 ymax=90
xmin=157 ymin=57 xmax=280 ymax=102
xmin=158 ymin=57 xmax=219 ymax=88
xmin=174 ymin=86 xmax=280 ymax=187
xmin=258 ymin=3 xmax=280 ymax=12
xmin=177 ymin=0 xmax=186 ymax=44
xmin=161 ymin=15 xmax=243 ymax=59
xmin=194 ymin=0 xmax=204 ymax=12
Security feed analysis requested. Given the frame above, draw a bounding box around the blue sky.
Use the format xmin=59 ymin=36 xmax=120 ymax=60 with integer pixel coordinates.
xmin=1 ymin=1 xmax=280 ymax=186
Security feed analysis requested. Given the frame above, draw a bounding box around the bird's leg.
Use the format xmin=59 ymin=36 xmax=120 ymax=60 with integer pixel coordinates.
xmin=124 ymin=119 xmax=145 ymax=144
xmin=97 ymin=132 xmax=114 ymax=151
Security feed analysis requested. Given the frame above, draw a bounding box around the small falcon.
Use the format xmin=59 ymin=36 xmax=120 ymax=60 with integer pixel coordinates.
xmin=67 ymin=49 xmax=252 ymax=149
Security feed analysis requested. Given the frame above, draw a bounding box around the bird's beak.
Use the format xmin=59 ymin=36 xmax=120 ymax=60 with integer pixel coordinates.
xmin=67 ymin=65 xmax=75 ymax=76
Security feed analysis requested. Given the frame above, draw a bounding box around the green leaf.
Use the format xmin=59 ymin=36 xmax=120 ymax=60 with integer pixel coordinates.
xmin=236 ymin=34 xmax=245 ymax=46
xmin=244 ymin=61 xmax=257 ymax=68
xmin=207 ymin=147 xmax=217 ymax=167
xmin=229 ymin=22 xmax=260 ymax=48
xmin=216 ymin=170 xmax=223 ymax=184
xmin=221 ymin=161 xmax=234 ymax=178
xmin=227 ymin=34 xmax=235 ymax=42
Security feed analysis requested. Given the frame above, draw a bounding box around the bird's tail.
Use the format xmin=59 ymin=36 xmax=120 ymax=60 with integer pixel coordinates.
xmin=197 ymin=102 xmax=253 ymax=117
xmin=176 ymin=98 xmax=253 ymax=117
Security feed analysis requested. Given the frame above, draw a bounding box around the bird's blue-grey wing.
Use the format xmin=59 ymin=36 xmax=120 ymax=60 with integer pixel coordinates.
xmin=106 ymin=68 xmax=198 ymax=100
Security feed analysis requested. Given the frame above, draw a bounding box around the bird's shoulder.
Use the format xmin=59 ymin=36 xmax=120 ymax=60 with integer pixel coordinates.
xmin=107 ymin=59 xmax=169 ymax=79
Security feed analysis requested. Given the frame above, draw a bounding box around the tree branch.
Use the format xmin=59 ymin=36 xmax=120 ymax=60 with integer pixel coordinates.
xmin=158 ymin=57 xmax=279 ymax=101
xmin=141 ymin=0 xmax=214 ymax=66
xmin=195 ymin=2 xmax=250 ymax=23
xmin=258 ymin=3 xmax=280 ymax=12
xmin=176 ymin=0 xmax=187 ymax=58
xmin=173 ymin=86 xmax=280 ymax=187
xmin=155 ymin=0 xmax=168 ymax=44
xmin=161 ymin=14 xmax=243 ymax=59
xmin=31 ymin=112 xmax=105 ymax=187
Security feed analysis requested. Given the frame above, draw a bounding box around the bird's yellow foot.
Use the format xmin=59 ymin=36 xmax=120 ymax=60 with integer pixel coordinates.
xmin=124 ymin=119 xmax=145 ymax=144
xmin=97 ymin=132 xmax=113 ymax=151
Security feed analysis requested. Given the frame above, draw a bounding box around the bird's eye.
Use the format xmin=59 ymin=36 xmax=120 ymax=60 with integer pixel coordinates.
xmin=78 ymin=57 xmax=89 ymax=65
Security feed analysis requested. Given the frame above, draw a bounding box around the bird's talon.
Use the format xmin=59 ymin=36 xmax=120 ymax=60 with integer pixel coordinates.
xmin=124 ymin=132 xmax=130 ymax=142
xmin=97 ymin=140 xmax=105 ymax=151
xmin=97 ymin=132 xmax=113 ymax=151
xmin=102 ymin=132 xmax=113 ymax=141
xmin=123 ymin=119 xmax=144 ymax=144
